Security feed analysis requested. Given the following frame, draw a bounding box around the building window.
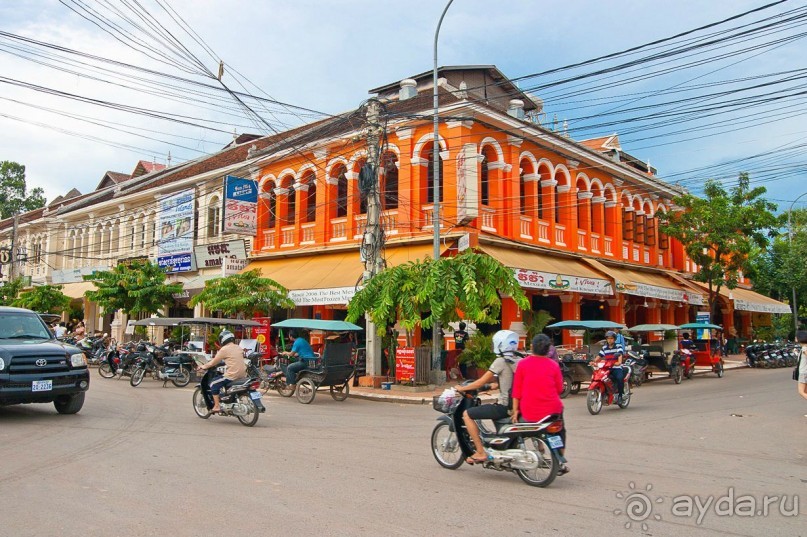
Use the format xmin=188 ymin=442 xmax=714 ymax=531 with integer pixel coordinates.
xmin=382 ymin=152 xmax=399 ymax=210
xmin=336 ymin=167 xmax=348 ymax=218
xmin=481 ymin=155 xmax=489 ymax=206
xmin=265 ymin=182 xmax=276 ymax=228
xmin=635 ymin=214 xmax=646 ymax=244
xmin=304 ymin=174 xmax=317 ymax=224
xmin=426 ymin=150 xmax=444 ymax=204
xmin=519 ymin=171 xmax=526 ymax=215
xmin=646 ymin=217 xmax=656 ymax=246
xmin=623 ymin=210 xmax=634 ymax=241
xmin=207 ymin=197 xmax=221 ymax=238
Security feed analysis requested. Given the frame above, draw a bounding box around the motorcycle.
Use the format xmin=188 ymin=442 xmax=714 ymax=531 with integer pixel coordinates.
xmin=586 ymin=361 xmax=632 ymax=415
xmin=130 ymin=343 xmax=194 ymax=388
xmin=430 ymin=385 xmax=565 ymax=488
xmin=98 ymin=343 xmax=137 ymax=378
xmin=623 ymin=351 xmax=648 ymax=387
xmin=192 ymin=365 xmax=265 ymax=427
xmin=245 ymin=352 xmax=295 ymax=397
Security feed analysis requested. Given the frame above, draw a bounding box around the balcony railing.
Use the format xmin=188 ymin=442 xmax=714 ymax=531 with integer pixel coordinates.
xmin=622 ymin=242 xmax=629 ymax=259
xmin=590 ymin=233 xmax=601 ymax=254
xmin=330 ymin=217 xmax=348 ymax=241
xmin=577 ymin=229 xmax=587 ymax=251
xmin=644 ymin=248 xmax=650 ymax=264
xmin=604 ymin=236 xmax=613 ymax=256
xmin=555 ymin=224 xmax=566 ymax=246
xmin=301 ymin=223 xmax=315 ymax=244
xmin=281 ymin=225 xmax=295 ymax=247
xmin=481 ymin=207 xmax=496 ymax=231
xmin=262 ymin=230 xmax=275 ymax=249
xmin=537 ymin=220 xmax=550 ymax=243
xmin=381 ymin=210 xmax=399 ymax=235
xmin=422 ymin=205 xmax=443 ymax=229
xmin=519 ymin=215 xmax=532 ymax=239
xmin=633 ymin=246 xmax=640 ymax=262
xmin=354 ymin=214 xmax=367 ymax=239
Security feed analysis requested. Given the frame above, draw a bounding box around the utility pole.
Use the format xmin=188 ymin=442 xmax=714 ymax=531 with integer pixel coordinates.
xmin=362 ymin=99 xmax=385 ymax=377
xmin=9 ymin=213 xmax=18 ymax=280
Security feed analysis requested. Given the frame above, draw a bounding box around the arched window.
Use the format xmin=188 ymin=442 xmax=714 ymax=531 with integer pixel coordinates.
xmin=382 ymin=152 xmax=399 ymax=210
xmin=207 ymin=196 xmax=221 ymax=238
xmin=264 ymin=182 xmax=276 ymax=229
xmin=303 ymin=172 xmax=317 ymax=224
xmin=554 ymin=183 xmax=562 ymax=225
xmin=481 ymin=154 xmax=489 ymax=206
xmin=335 ymin=166 xmax=348 ymax=218
xmin=356 ymin=158 xmax=368 ymax=215
xmin=519 ymin=170 xmax=526 ymax=215
xmin=426 ymin=150 xmax=443 ymax=204
xmin=283 ymin=178 xmax=296 ymax=225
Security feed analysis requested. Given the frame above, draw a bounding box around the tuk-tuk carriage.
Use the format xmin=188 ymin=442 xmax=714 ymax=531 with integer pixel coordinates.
xmin=626 ymin=324 xmax=689 ymax=384
xmin=545 ymin=320 xmax=626 ymax=396
xmin=678 ymin=322 xmax=725 ymax=378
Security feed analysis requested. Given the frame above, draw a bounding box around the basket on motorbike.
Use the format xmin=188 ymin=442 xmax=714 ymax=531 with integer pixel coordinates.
xmin=432 ymin=391 xmax=462 ymax=413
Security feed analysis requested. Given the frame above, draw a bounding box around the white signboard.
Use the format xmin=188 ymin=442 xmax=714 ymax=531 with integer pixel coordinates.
xmin=288 ymin=287 xmax=356 ymax=306
xmin=222 ymin=258 xmax=248 ymax=277
xmin=618 ymin=282 xmax=704 ymax=305
xmin=733 ymin=299 xmax=790 ymax=314
xmin=456 ymin=144 xmax=479 ymax=226
xmin=514 ymin=268 xmax=613 ymax=295
xmin=51 ymin=265 xmax=108 ymax=284
xmin=193 ymin=240 xmax=247 ymax=270
xmin=157 ymin=189 xmax=195 ymax=272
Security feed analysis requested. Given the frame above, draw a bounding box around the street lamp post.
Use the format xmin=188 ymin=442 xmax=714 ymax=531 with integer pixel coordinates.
xmin=788 ymin=192 xmax=807 ymax=337
xmin=432 ymin=0 xmax=454 ymax=376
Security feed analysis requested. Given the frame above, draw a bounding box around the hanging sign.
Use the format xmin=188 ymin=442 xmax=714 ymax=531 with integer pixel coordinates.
xmin=223 ymin=176 xmax=259 ymax=235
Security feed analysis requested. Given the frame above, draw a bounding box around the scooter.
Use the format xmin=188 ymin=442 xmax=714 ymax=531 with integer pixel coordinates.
xmin=430 ymin=385 xmax=565 ymax=488
xmin=192 ymin=365 xmax=265 ymax=427
xmin=586 ymin=361 xmax=631 ymax=415
xmin=623 ymin=351 xmax=648 ymax=387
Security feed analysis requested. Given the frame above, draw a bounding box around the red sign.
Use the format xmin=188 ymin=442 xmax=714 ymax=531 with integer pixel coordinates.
xmin=252 ymin=316 xmax=272 ymax=357
xmin=395 ymin=347 xmax=416 ymax=383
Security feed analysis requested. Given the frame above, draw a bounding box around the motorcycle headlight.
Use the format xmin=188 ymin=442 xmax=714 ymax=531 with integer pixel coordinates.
xmin=0 ymin=357 xmax=4 ymax=371
xmin=70 ymin=353 xmax=87 ymax=367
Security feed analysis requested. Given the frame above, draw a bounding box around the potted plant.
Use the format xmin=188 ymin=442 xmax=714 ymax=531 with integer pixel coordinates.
xmin=523 ymin=309 xmax=555 ymax=341
xmin=458 ymin=333 xmax=496 ymax=379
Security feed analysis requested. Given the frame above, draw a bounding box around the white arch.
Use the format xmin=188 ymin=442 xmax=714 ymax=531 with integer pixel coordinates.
xmin=589 ymin=178 xmax=605 ymax=195
xmin=603 ymin=183 xmax=618 ymax=204
xmin=276 ymin=168 xmax=297 ymax=185
xmin=478 ymin=136 xmax=505 ymax=163
xmin=553 ymin=164 xmax=572 ymax=188
xmin=382 ymin=143 xmax=401 ymax=160
xmin=347 ymin=149 xmax=369 ymax=171
xmin=518 ymin=151 xmax=539 ymax=173
xmin=574 ymin=172 xmax=591 ymax=191
xmin=412 ymin=133 xmax=448 ymax=160
xmin=297 ymin=163 xmax=318 ymax=180
xmin=655 ymin=203 xmax=668 ymax=214
xmin=325 ymin=157 xmax=350 ymax=177
xmin=620 ymin=189 xmax=634 ymax=207
xmin=536 ymin=158 xmax=554 ymax=180
xmin=258 ymin=173 xmax=277 ymax=190
xmin=642 ymin=199 xmax=654 ymax=217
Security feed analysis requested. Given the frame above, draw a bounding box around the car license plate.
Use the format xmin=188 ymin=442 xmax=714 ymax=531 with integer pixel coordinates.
xmin=546 ymin=435 xmax=564 ymax=449
xmin=249 ymin=391 xmax=262 ymax=401
xmin=32 ymin=380 xmax=52 ymax=392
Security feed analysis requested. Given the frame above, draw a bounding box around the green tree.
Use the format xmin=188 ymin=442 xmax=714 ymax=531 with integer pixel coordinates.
xmin=0 ymin=277 xmax=24 ymax=305
xmin=84 ymin=260 xmax=183 ymax=316
xmin=13 ymin=284 xmax=71 ymax=313
xmin=346 ymin=250 xmax=529 ymax=334
xmin=190 ymin=269 xmax=294 ymax=317
xmin=659 ymin=173 xmax=778 ymax=319
xmin=0 ymin=161 xmax=46 ymax=219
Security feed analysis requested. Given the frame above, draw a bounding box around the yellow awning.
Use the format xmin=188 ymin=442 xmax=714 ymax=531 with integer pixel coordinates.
xmin=243 ymin=245 xmax=438 ymax=306
xmin=694 ymin=283 xmax=791 ymax=314
xmin=582 ymin=258 xmax=703 ymax=304
xmin=59 ymin=281 xmax=96 ymax=299
xmin=479 ymin=245 xmax=613 ymax=295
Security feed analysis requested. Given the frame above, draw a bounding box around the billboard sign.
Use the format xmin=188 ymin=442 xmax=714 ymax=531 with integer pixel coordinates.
xmin=223 ymin=176 xmax=259 ymax=235
xmin=157 ymin=189 xmax=195 ymax=273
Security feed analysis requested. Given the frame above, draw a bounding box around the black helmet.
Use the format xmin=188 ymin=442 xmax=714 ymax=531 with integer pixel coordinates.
xmin=218 ymin=330 xmax=236 ymax=346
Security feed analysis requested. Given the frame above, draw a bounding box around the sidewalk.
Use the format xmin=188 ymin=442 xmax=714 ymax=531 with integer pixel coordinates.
xmin=348 ymin=354 xmax=750 ymax=405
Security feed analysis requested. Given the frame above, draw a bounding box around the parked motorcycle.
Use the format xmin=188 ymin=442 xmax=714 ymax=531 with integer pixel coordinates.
xmin=98 ymin=342 xmax=137 ymax=378
xmin=247 ymin=352 xmax=295 ymax=397
xmin=130 ymin=343 xmax=194 ymax=387
xmin=430 ymin=385 xmax=565 ymax=488
xmin=192 ymin=365 xmax=265 ymax=427
xmin=586 ymin=362 xmax=632 ymax=415
xmin=623 ymin=351 xmax=648 ymax=387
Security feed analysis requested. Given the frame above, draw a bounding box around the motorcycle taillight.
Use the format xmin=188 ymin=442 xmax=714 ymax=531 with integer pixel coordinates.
xmin=547 ymin=421 xmax=563 ymax=433
xmin=250 ymin=381 xmax=261 ymax=391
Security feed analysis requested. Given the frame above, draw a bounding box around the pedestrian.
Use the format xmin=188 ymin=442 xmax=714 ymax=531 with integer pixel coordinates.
xmin=796 ymin=331 xmax=807 ymax=403
xmin=454 ymin=322 xmax=470 ymax=378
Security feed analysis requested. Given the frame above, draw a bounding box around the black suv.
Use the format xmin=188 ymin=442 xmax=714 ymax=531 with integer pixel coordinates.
xmin=0 ymin=307 xmax=90 ymax=414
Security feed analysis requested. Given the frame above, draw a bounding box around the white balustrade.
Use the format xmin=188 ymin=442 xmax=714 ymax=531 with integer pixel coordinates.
xmin=577 ymin=229 xmax=587 ymax=251
xmin=590 ymin=233 xmax=601 ymax=254
xmin=555 ymin=224 xmax=566 ymax=246
xmin=537 ymin=220 xmax=550 ymax=243
xmin=520 ymin=215 xmax=532 ymax=239
xmin=604 ymin=236 xmax=613 ymax=256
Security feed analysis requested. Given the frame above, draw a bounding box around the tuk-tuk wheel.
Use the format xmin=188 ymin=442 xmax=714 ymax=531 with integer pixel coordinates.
xmin=560 ymin=374 xmax=572 ymax=399
xmin=330 ymin=382 xmax=350 ymax=401
xmin=296 ymin=378 xmax=317 ymax=404
xmin=715 ymin=361 xmax=724 ymax=378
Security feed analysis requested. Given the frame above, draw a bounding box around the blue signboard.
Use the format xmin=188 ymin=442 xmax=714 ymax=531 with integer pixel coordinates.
xmin=223 ymin=176 xmax=259 ymax=235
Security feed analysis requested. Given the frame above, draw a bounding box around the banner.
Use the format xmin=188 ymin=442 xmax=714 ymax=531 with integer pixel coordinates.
xmin=514 ymin=268 xmax=613 ymax=295
xmin=223 ymin=176 xmax=259 ymax=235
xmin=288 ymin=287 xmax=356 ymax=306
xmin=157 ymin=189 xmax=195 ymax=273
xmin=395 ymin=347 xmax=416 ymax=383
xmin=193 ymin=240 xmax=247 ymax=270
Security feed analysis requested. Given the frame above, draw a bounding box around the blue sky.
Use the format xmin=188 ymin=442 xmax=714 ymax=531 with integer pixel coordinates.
xmin=1 ymin=0 xmax=805 ymax=212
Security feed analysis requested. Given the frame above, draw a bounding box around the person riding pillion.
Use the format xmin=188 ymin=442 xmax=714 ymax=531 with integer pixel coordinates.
xmin=198 ymin=330 xmax=247 ymax=413
xmin=454 ymin=330 xmax=522 ymax=465
xmin=595 ymin=330 xmax=626 ymax=404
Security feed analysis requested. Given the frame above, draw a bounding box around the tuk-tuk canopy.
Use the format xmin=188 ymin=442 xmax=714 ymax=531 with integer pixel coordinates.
xmin=546 ymin=320 xmax=626 ymax=330
xmin=678 ymin=322 xmax=723 ymax=331
xmin=271 ymin=318 xmax=364 ymax=332
xmin=627 ymin=324 xmax=680 ymax=332
xmin=132 ymin=317 xmax=262 ymax=327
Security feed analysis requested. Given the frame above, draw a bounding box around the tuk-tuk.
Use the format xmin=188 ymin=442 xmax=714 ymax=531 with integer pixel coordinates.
xmin=678 ymin=322 xmax=725 ymax=377
xmin=545 ymin=320 xmax=626 ymax=396
xmin=626 ymin=324 xmax=687 ymax=384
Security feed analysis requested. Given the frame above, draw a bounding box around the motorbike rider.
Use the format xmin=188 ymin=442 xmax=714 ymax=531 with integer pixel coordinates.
xmin=198 ymin=330 xmax=247 ymax=413
xmin=280 ymin=330 xmax=316 ymax=391
xmin=594 ymin=330 xmax=625 ymax=404
xmin=680 ymin=332 xmax=695 ymax=350
xmin=454 ymin=330 xmax=522 ymax=465
xmin=511 ymin=333 xmax=568 ymax=474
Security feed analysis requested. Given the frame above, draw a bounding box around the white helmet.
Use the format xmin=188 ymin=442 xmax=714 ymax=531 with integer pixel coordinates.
xmin=492 ymin=330 xmax=520 ymax=356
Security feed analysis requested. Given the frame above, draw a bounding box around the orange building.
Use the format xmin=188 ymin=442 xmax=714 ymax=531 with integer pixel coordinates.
xmin=243 ymin=66 xmax=788 ymax=356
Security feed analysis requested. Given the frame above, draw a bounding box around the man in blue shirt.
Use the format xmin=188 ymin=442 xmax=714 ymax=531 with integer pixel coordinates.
xmin=614 ymin=327 xmax=627 ymax=352
xmin=281 ymin=330 xmax=316 ymax=389
xmin=595 ymin=331 xmax=625 ymax=404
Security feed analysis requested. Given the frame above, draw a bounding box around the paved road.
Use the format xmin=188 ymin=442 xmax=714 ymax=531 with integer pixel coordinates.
xmin=0 ymin=367 xmax=804 ymax=537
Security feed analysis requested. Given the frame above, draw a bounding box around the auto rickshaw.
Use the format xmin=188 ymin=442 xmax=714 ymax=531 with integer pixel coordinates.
xmin=677 ymin=322 xmax=725 ymax=377
xmin=626 ymin=324 xmax=688 ymax=384
xmin=545 ymin=320 xmax=626 ymax=395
